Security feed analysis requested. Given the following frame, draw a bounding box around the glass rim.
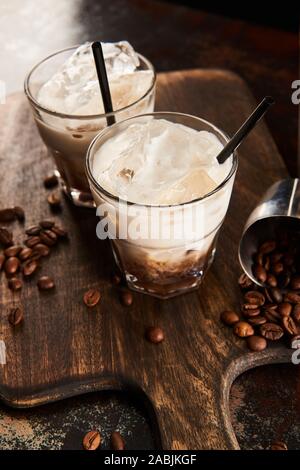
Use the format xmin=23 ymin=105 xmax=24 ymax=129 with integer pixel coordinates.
xmin=24 ymin=44 xmax=156 ymax=120
xmin=86 ymin=111 xmax=238 ymax=208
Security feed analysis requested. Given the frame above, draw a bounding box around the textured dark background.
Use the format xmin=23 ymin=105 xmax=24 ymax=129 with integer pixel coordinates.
xmin=0 ymin=0 xmax=299 ymax=450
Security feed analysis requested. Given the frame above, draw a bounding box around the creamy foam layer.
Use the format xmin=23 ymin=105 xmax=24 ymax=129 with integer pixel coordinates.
xmin=37 ymin=42 xmax=154 ymax=115
xmin=92 ymin=119 xmax=232 ymax=205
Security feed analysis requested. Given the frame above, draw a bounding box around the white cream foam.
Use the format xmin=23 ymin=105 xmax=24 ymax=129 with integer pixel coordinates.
xmin=37 ymin=41 xmax=154 ymax=115
xmin=92 ymin=119 xmax=232 ymax=205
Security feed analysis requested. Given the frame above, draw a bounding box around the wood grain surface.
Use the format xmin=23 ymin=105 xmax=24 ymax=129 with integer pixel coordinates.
xmin=0 ymin=69 xmax=291 ymax=450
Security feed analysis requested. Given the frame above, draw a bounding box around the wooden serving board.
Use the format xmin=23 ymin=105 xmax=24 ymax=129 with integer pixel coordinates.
xmin=0 ymin=70 xmax=291 ymax=450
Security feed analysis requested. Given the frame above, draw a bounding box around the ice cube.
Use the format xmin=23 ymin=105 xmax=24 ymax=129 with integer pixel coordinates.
xmin=159 ymin=169 xmax=217 ymax=204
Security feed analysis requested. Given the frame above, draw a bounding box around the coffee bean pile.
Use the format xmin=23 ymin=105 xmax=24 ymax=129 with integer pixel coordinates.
xmin=0 ymin=208 xmax=69 ymax=326
xmin=221 ymin=235 xmax=300 ymax=351
xmin=0 ymin=218 xmax=68 ymax=291
xmin=82 ymin=430 xmax=125 ymax=451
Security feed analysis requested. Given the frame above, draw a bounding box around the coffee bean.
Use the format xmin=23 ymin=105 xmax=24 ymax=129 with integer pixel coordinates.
xmin=277 ymin=272 xmax=291 ymax=289
xmin=264 ymin=309 xmax=281 ymax=323
xmin=238 ymin=273 xmax=253 ymax=290
xmin=263 ymin=288 xmax=273 ymax=303
xmin=83 ymin=288 xmax=101 ymax=307
xmin=25 ymin=225 xmax=41 ymax=236
xmin=32 ymin=243 xmax=50 ymax=257
xmin=120 ymin=290 xmax=133 ymax=307
xmin=0 ymin=208 xmax=16 ymax=223
xmin=246 ymin=335 xmax=267 ymax=351
xmin=270 ymin=252 xmax=283 ymax=264
xmin=39 ymin=219 xmax=55 ymax=229
xmin=220 ymin=310 xmax=240 ymax=326
xmin=8 ymin=306 xmax=23 ymax=326
xmin=260 ymin=323 xmax=284 ymax=340
xmin=110 ymin=431 xmax=125 ymax=450
xmin=290 ymin=334 xmax=300 ymax=349
xmin=248 ymin=316 xmax=267 ymax=326
xmin=145 ymin=326 xmax=164 ymax=344
xmin=51 ymin=225 xmax=68 ymax=238
xmin=284 ymin=292 xmax=300 ymax=304
xmin=253 ymin=264 xmax=267 ymax=283
xmin=4 ymin=257 xmax=20 ymax=275
xmin=242 ymin=307 xmax=261 ymax=318
xmin=40 ymin=230 xmax=57 ymax=246
xmin=37 ymin=276 xmax=55 ymax=291
xmin=0 ymin=227 xmax=13 ymax=246
xmin=8 ymin=277 xmax=22 ymax=291
xmin=266 ymin=274 xmax=277 ymax=287
xmin=44 ymin=173 xmax=58 ymax=189
xmin=283 ymin=253 xmax=294 ymax=267
xmin=269 ymin=287 xmax=283 ymax=304
xmin=47 ymin=192 xmax=61 ymax=208
xmin=282 ymin=316 xmax=300 ymax=336
xmin=18 ymin=247 xmax=33 ymax=261
xmin=13 ymin=206 xmax=25 ymax=222
xmin=264 ymin=256 xmax=270 ymax=271
xmin=291 ymin=275 xmax=300 ymax=291
xmin=277 ymin=302 xmax=292 ymax=317
xmin=22 ymin=259 xmax=39 ymax=277
xmin=292 ymin=304 xmax=300 ymax=323
xmin=233 ymin=321 xmax=254 ymax=338
xmin=25 ymin=236 xmax=41 ymax=248
xmin=82 ymin=430 xmax=101 ymax=451
xmin=272 ymin=262 xmax=284 ymax=275
xmin=4 ymin=245 xmax=22 ymax=257
xmin=259 ymin=240 xmax=276 ymax=254
xmin=270 ymin=441 xmax=288 ymax=451
xmin=254 ymin=252 xmax=264 ymax=266
xmin=0 ymin=253 xmax=5 ymax=271
xmin=244 ymin=291 xmax=265 ymax=307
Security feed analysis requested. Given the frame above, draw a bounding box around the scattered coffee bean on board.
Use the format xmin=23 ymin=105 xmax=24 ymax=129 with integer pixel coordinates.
xmin=4 ymin=245 xmax=22 ymax=257
xmin=8 ymin=277 xmax=22 ymax=291
xmin=0 ymin=208 xmax=16 ymax=223
xmin=39 ymin=219 xmax=55 ymax=229
xmin=43 ymin=173 xmax=58 ymax=189
xmin=22 ymin=259 xmax=39 ymax=277
xmin=37 ymin=276 xmax=55 ymax=291
xmin=40 ymin=230 xmax=57 ymax=246
xmin=145 ymin=326 xmax=164 ymax=344
xmin=4 ymin=257 xmax=20 ymax=276
xmin=233 ymin=321 xmax=254 ymax=338
xmin=220 ymin=310 xmax=240 ymax=326
xmin=83 ymin=288 xmax=101 ymax=307
xmin=0 ymin=227 xmax=13 ymax=246
xmin=110 ymin=431 xmax=125 ymax=450
xmin=246 ymin=335 xmax=267 ymax=352
xmin=25 ymin=225 xmax=41 ymax=236
xmin=25 ymin=236 xmax=41 ymax=248
xmin=82 ymin=430 xmax=101 ymax=450
xmin=270 ymin=441 xmax=288 ymax=451
xmin=8 ymin=306 xmax=23 ymax=326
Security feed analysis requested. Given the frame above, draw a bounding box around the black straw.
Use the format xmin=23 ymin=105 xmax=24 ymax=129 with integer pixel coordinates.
xmin=92 ymin=41 xmax=116 ymax=126
xmin=217 ymin=96 xmax=274 ymax=164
